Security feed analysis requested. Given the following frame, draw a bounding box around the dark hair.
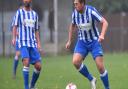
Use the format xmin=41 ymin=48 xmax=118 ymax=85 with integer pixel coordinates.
xmin=79 ymin=0 xmax=86 ymax=5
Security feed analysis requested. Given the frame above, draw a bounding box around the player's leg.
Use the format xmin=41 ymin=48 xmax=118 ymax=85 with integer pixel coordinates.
xmin=73 ymin=41 xmax=95 ymax=82
xmin=13 ymin=43 xmax=20 ymax=78
xmin=91 ymin=40 xmax=110 ymax=89
xmin=73 ymin=53 xmax=94 ymax=81
xmin=30 ymin=62 xmax=41 ymax=89
xmin=13 ymin=51 xmax=20 ymax=78
xmin=73 ymin=52 xmax=96 ymax=89
xmin=95 ymin=57 xmax=110 ymax=89
xmin=23 ymin=58 xmax=29 ymax=89
xmin=29 ymin=47 xmax=41 ymax=89
xmin=20 ymin=46 xmax=30 ymax=89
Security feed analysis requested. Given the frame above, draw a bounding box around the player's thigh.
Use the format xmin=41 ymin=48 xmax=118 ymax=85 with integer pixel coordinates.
xmin=73 ymin=53 xmax=85 ymax=69
xmin=74 ymin=40 xmax=88 ymax=59
xmin=73 ymin=53 xmax=84 ymax=64
xmin=20 ymin=46 xmax=29 ymax=66
xmin=91 ymin=40 xmax=103 ymax=60
xmin=20 ymin=46 xmax=29 ymax=59
xmin=29 ymin=47 xmax=41 ymax=64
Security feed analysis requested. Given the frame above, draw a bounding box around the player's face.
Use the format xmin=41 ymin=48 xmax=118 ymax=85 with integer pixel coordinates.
xmin=23 ymin=0 xmax=32 ymax=3
xmin=74 ymin=0 xmax=84 ymax=12
xmin=23 ymin=0 xmax=32 ymax=7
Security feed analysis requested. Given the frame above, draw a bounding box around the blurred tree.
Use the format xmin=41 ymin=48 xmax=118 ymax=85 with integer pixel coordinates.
xmin=87 ymin=0 xmax=128 ymax=14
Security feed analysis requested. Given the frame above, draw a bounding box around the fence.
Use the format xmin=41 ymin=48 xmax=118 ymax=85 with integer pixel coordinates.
xmin=0 ymin=0 xmax=128 ymax=56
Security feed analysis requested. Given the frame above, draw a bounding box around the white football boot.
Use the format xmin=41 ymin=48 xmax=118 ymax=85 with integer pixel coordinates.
xmin=90 ymin=77 xmax=97 ymax=89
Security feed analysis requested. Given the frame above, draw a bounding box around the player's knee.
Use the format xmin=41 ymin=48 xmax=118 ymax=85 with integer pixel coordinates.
xmin=73 ymin=53 xmax=83 ymax=69
xmin=72 ymin=59 xmax=81 ymax=69
xmin=35 ymin=63 xmax=41 ymax=71
xmin=36 ymin=66 xmax=41 ymax=71
xmin=98 ymin=66 xmax=105 ymax=74
xmin=23 ymin=59 xmax=29 ymax=67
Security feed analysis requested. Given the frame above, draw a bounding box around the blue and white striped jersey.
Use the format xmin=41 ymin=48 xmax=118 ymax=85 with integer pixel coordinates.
xmin=13 ymin=8 xmax=39 ymax=48
xmin=72 ymin=5 xmax=103 ymax=42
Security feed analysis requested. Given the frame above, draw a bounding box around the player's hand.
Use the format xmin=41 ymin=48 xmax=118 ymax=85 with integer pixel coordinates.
xmin=38 ymin=48 xmax=45 ymax=56
xmin=65 ymin=41 xmax=71 ymax=49
xmin=37 ymin=44 xmax=41 ymax=50
xmin=98 ymin=35 xmax=104 ymax=42
xmin=12 ymin=38 xmax=16 ymax=46
xmin=37 ymin=44 xmax=45 ymax=55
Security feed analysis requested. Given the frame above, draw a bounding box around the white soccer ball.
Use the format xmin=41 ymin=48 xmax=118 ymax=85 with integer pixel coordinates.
xmin=66 ymin=83 xmax=77 ymax=89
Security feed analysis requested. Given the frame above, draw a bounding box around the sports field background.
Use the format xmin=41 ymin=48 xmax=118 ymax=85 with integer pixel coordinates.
xmin=0 ymin=53 xmax=128 ymax=89
xmin=0 ymin=0 xmax=128 ymax=89
xmin=0 ymin=0 xmax=128 ymax=56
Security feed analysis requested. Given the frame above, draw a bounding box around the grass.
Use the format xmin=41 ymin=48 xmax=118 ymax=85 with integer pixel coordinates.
xmin=0 ymin=53 xmax=128 ymax=89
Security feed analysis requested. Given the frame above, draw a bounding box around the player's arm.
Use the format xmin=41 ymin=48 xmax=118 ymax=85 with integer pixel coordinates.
xmin=12 ymin=26 xmax=17 ymax=45
xmin=66 ymin=23 xmax=76 ymax=49
xmin=66 ymin=11 xmax=77 ymax=49
xmin=35 ymin=14 xmax=42 ymax=50
xmin=98 ymin=17 xmax=108 ymax=42
xmin=12 ymin=11 xmax=19 ymax=45
xmin=91 ymin=7 xmax=108 ymax=42
xmin=35 ymin=30 xmax=41 ymax=50
xmin=35 ymin=30 xmax=45 ymax=55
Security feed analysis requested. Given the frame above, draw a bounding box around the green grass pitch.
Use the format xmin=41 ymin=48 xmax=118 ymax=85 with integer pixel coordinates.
xmin=0 ymin=53 xmax=128 ymax=89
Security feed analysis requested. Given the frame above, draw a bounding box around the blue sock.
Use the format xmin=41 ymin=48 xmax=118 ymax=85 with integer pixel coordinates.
xmin=13 ymin=56 xmax=19 ymax=76
xmin=100 ymin=70 xmax=110 ymax=89
xmin=30 ymin=69 xmax=40 ymax=88
xmin=23 ymin=66 xmax=29 ymax=89
xmin=79 ymin=63 xmax=93 ymax=81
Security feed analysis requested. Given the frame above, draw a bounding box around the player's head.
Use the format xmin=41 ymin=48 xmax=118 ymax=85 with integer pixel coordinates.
xmin=23 ymin=0 xmax=32 ymax=8
xmin=74 ymin=0 xmax=85 ymax=12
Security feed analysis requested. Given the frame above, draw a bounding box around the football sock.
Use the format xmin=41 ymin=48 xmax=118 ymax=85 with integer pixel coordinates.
xmin=13 ymin=56 xmax=19 ymax=76
xmin=79 ymin=63 xmax=93 ymax=81
xmin=23 ymin=66 xmax=29 ymax=89
xmin=30 ymin=68 xmax=40 ymax=88
xmin=100 ymin=70 xmax=110 ymax=89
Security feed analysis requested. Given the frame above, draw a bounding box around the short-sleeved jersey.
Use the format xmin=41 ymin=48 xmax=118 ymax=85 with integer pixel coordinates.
xmin=13 ymin=8 xmax=39 ymax=48
xmin=72 ymin=5 xmax=103 ymax=42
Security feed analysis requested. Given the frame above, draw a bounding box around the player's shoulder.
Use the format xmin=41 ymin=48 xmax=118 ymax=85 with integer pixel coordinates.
xmin=31 ymin=9 xmax=38 ymax=16
xmin=15 ymin=8 xmax=23 ymax=14
xmin=86 ymin=5 xmax=96 ymax=11
xmin=72 ymin=8 xmax=77 ymax=14
xmin=32 ymin=9 xmax=36 ymax=13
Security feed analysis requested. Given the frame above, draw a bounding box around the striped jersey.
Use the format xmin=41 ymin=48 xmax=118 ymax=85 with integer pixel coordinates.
xmin=13 ymin=8 xmax=39 ymax=48
xmin=72 ymin=5 xmax=103 ymax=42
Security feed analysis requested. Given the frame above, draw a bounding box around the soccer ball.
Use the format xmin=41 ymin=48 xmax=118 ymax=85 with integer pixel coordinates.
xmin=66 ymin=83 xmax=77 ymax=89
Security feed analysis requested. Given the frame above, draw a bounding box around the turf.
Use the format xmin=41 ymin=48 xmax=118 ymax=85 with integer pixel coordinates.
xmin=0 ymin=53 xmax=128 ymax=89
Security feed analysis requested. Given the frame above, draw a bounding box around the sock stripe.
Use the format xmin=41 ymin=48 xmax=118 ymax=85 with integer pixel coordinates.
xmin=100 ymin=70 xmax=109 ymax=89
xmin=78 ymin=63 xmax=84 ymax=71
xmin=15 ymin=56 xmax=19 ymax=60
xmin=23 ymin=66 xmax=29 ymax=72
xmin=79 ymin=63 xmax=93 ymax=81
xmin=100 ymin=70 xmax=107 ymax=77
xmin=34 ymin=68 xmax=40 ymax=73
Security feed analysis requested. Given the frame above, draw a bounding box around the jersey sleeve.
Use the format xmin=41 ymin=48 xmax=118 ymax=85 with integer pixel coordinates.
xmin=72 ymin=11 xmax=76 ymax=24
xmin=91 ymin=7 xmax=103 ymax=22
xmin=35 ymin=14 xmax=39 ymax=31
xmin=13 ymin=10 xmax=20 ymax=26
xmin=11 ymin=16 xmax=15 ymax=26
xmin=9 ymin=15 xmax=16 ymax=31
